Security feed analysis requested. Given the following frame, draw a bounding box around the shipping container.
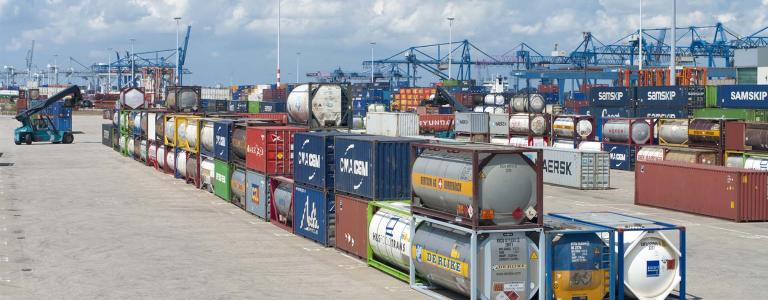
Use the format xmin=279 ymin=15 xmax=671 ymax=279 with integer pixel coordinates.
xmin=258 ymin=101 xmax=287 ymax=113
xmin=247 ymin=101 xmax=260 ymax=113
xmin=228 ymin=100 xmax=248 ymax=113
xmin=725 ymin=121 xmax=768 ymax=152
xmin=411 ymin=143 xmax=543 ymax=229
xmin=636 ymin=86 xmax=688 ymax=107
xmin=705 ymin=85 xmax=718 ymax=107
xmin=603 ymin=142 xmax=637 ymax=171
xmin=213 ymin=159 xmax=232 ymax=202
xmin=269 ymin=176 xmax=295 ymax=233
xmin=293 ymin=131 xmax=356 ymax=189
xmin=246 ymin=126 xmax=307 ymax=175
xmin=418 ymin=114 xmax=454 ymax=134
xmin=334 ymin=193 xmax=369 ymax=260
xmin=686 ymin=85 xmax=706 ymax=108
xmin=692 ymin=108 xmax=768 ymax=122
xmin=365 ymin=112 xmax=419 ymax=137
xmin=635 ymin=160 xmax=768 ymax=221
xmin=102 ymin=124 xmax=114 ymax=147
xmin=528 ymin=147 xmax=610 ymax=189
xmin=454 ymin=112 xmax=489 ymax=134
xmin=716 ymin=84 xmax=768 ymax=108
xmin=366 ymin=201 xmax=414 ymax=282
xmin=589 ymin=86 xmax=633 ymax=107
xmin=237 ymin=113 xmax=290 ymax=124
xmin=635 ymin=107 xmax=688 ymax=119
xmin=293 ymin=184 xmax=336 ymax=246
xmin=213 ymin=120 xmax=234 ymax=161
xmin=334 ymin=135 xmax=423 ymax=200
xmin=245 ymin=170 xmax=269 ymax=220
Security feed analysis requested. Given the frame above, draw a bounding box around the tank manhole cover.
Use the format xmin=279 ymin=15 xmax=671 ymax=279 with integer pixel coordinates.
xmin=0 ymin=152 xmax=3 ymax=157
xmin=0 ymin=163 xmax=14 ymax=167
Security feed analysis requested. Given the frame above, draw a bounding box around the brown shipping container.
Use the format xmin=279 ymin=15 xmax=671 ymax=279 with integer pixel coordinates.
xmin=419 ymin=114 xmax=454 ymax=133
xmin=635 ymin=160 xmax=768 ymax=222
xmin=334 ymin=194 xmax=368 ymax=260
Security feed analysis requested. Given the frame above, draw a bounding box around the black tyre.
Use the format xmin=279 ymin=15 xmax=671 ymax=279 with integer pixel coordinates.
xmin=14 ymin=139 xmax=21 ymax=145
xmin=23 ymin=133 xmax=32 ymax=145
xmin=63 ymin=133 xmax=74 ymax=144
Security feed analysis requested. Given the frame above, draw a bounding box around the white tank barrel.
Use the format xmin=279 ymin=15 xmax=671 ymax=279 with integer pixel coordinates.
xmin=200 ymin=157 xmax=215 ymax=192
xmin=273 ymin=182 xmax=293 ymax=221
xmin=127 ymin=138 xmax=135 ymax=157
xmin=186 ymin=154 xmax=199 ymax=181
xmin=483 ymin=94 xmax=496 ymax=105
xmin=140 ymin=140 xmax=148 ymax=161
xmin=603 ymin=119 xmax=651 ymax=144
xmin=659 ymin=120 xmax=688 ymax=145
xmin=473 ymin=106 xmax=484 ymax=112
xmin=148 ymin=143 xmax=157 ymax=163
xmin=726 ymin=155 xmax=744 ymax=168
xmin=494 ymin=94 xmax=506 ymax=106
xmin=177 ymin=121 xmax=187 ymax=145
xmin=368 ymin=203 xmax=412 ymax=272
xmin=553 ymin=117 xmax=593 ymax=138
xmin=186 ymin=121 xmax=198 ymax=149
xmin=287 ymin=84 xmax=344 ymax=126
xmin=608 ymin=231 xmax=682 ymax=300
xmin=200 ymin=121 xmax=214 ymax=153
xmin=157 ymin=146 xmax=166 ymax=168
xmin=484 ymin=106 xmax=495 ymax=113
xmin=166 ymin=150 xmax=175 ymax=171
xmin=412 ymin=223 xmax=540 ymax=299
xmin=509 ymin=114 xmax=548 ymax=136
xmin=412 ymin=148 xmax=537 ymax=226
xmin=176 ymin=150 xmax=187 ymax=178
xmin=165 ymin=118 xmax=175 ymax=144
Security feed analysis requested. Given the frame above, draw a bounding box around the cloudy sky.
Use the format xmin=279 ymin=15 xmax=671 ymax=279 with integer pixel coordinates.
xmin=1 ymin=0 xmax=767 ymax=86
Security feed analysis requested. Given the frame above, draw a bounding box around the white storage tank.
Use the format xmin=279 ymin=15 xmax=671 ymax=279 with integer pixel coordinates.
xmin=157 ymin=146 xmax=166 ymax=168
xmin=200 ymin=157 xmax=215 ymax=192
xmin=368 ymin=202 xmax=412 ymax=272
xmin=200 ymin=121 xmax=214 ymax=154
xmin=287 ymin=84 xmax=347 ymax=127
xmin=603 ymin=119 xmax=651 ymax=144
xmin=176 ymin=150 xmax=188 ymax=178
xmin=365 ymin=112 xmax=419 ymax=137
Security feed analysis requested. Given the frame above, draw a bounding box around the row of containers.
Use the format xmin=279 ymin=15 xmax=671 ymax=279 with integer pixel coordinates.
xmin=102 ymin=105 xmax=686 ymax=299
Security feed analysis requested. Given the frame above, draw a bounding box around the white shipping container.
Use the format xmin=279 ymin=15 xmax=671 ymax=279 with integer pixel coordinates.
xmin=365 ymin=112 xmax=419 ymax=137
xmin=489 ymin=113 xmax=509 ymax=136
xmin=454 ymin=112 xmax=489 ymax=134
xmin=529 ymin=147 xmax=611 ymax=189
xmin=39 ymin=86 xmax=66 ymax=97
xmin=758 ymin=67 xmax=768 ymax=85
xmin=201 ymin=87 xmax=231 ymax=100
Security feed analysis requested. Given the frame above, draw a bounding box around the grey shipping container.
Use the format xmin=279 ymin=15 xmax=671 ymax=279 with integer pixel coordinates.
xmin=529 ymin=147 xmax=610 ymax=189
xmin=454 ymin=112 xmax=489 ymax=134
xmin=488 ymin=113 xmax=510 ymax=136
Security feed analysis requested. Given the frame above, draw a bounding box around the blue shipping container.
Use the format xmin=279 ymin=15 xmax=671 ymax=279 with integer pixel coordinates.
xmin=717 ymin=84 xmax=768 ymax=108
xmin=589 ymin=87 xmax=633 ymax=107
xmin=293 ymin=131 xmax=357 ymax=189
xmin=214 ymin=120 xmax=234 ymax=161
xmin=229 ymin=100 xmax=248 ymax=113
xmin=333 ymin=135 xmax=423 ymax=200
xmin=293 ymin=184 xmax=335 ymax=246
xmin=259 ymin=101 xmax=287 ymax=113
xmin=635 ymin=107 xmax=688 ymax=119
xmin=603 ymin=142 xmax=636 ymax=171
xmin=636 ymin=86 xmax=688 ymax=107
xmin=245 ymin=170 xmax=269 ymax=220
xmin=583 ymin=107 xmax=635 ymax=141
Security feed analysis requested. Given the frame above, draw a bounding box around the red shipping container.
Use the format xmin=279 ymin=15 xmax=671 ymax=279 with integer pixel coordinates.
xmin=237 ymin=113 xmax=289 ymax=124
xmin=245 ymin=126 xmax=307 ymax=175
xmin=419 ymin=114 xmax=454 ymax=133
xmin=334 ymin=194 xmax=368 ymax=260
xmin=635 ymin=160 xmax=768 ymax=222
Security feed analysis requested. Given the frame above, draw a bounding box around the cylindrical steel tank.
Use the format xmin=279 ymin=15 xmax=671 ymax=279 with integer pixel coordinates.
xmin=127 ymin=138 xmax=135 ymax=157
xmin=609 ymin=231 xmax=681 ymax=300
xmin=745 ymin=127 xmax=768 ymax=151
xmin=603 ymin=119 xmax=651 ymax=144
xmin=552 ymin=234 xmax=609 ymax=300
xmin=483 ymin=94 xmax=496 ymax=105
xmin=494 ymin=107 xmax=505 ymax=114
xmin=166 ymin=149 xmax=175 ymax=171
xmin=726 ymin=155 xmax=744 ymax=168
xmin=511 ymin=94 xmax=545 ymax=113
xmin=553 ymin=117 xmax=593 ymax=138
xmin=230 ymin=168 xmax=247 ymax=203
xmin=186 ymin=154 xmax=199 ymax=182
xmin=157 ymin=146 xmax=166 ymax=168
xmin=148 ymin=143 xmax=157 ymax=164
xmin=744 ymin=156 xmax=768 ymax=171
xmin=509 ymin=114 xmax=548 ymax=136
xmin=636 ymin=147 xmax=665 ymax=161
xmin=165 ymin=118 xmax=175 ymax=144
xmin=412 ymin=222 xmax=540 ymax=299
xmin=176 ymin=150 xmax=187 ymax=178
xmin=368 ymin=203 xmax=412 ymax=272
xmin=665 ymin=149 xmax=718 ymax=165
xmin=231 ymin=126 xmax=247 ymax=161
xmin=483 ymin=106 xmax=495 ymax=114
xmin=287 ymin=84 xmax=344 ymax=126
xmin=200 ymin=157 xmax=215 ymax=192
xmin=473 ymin=106 xmax=484 ymax=113
xmin=140 ymin=140 xmax=148 ymax=161
xmin=688 ymin=119 xmax=721 ymax=145
xmin=658 ymin=120 xmax=688 ymax=145
xmin=200 ymin=121 xmax=214 ymax=153
xmin=273 ymin=182 xmax=293 ymax=221
xmin=177 ymin=121 xmax=187 ymax=146
xmin=412 ymin=149 xmax=537 ymax=225
xmin=155 ymin=113 xmax=165 ymax=141
xmin=140 ymin=113 xmax=148 ymax=137
xmin=186 ymin=120 xmax=198 ymax=149
xmin=495 ymin=94 xmax=506 ymax=106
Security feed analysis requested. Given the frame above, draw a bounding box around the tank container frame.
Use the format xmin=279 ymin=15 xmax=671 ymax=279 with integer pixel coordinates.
xmin=657 ymin=118 xmax=690 ymax=147
xmin=549 ymin=212 xmax=686 ymax=300
xmin=269 ymin=176 xmax=295 ymax=233
xmin=550 ymin=114 xmax=595 ymax=148
xmin=366 ymin=200 xmax=421 ymax=283
xmin=289 ymin=82 xmax=353 ymax=130
xmin=601 ymin=117 xmax=656 ymax=145
xmin=410 ymin=143 xmax=544 ymax=230
xmin=724 ymin=121 xmax=768 ymax=152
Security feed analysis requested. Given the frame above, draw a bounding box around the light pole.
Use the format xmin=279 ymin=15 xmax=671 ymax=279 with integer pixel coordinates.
xmin=638 ymin=0 xmax=643 ymax=70
xmin=447 ymin=17 xmax=454 ymax=80
xmin=670 ymin=0 xmax=676 ymax=85
xmin=174 ymin=17 xmax=181 ymax=85
xmin=53 ymin=54 xmax=58 ymax=85
xmin=130 ymin=38 xmax=136 ymax=87
xmin=296 ymin=52 xmax=300 ymax=84
xmin=107 ymin=47 xmax=113 ymax=92
xmin=276 ymin=0 xmax=281 ymax=86
xmin=370 ymin=42 xmax=376 ymax=83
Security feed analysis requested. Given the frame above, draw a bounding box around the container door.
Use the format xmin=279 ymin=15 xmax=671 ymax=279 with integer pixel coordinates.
xmin=334 ymin=195 xmax=368 ymax=259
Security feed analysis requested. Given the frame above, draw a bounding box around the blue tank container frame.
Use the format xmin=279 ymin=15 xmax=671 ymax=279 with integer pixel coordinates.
xmin=408 ymin=214 xmax=546 ymax=300
xmin=544 ymin=214 xmax=616 ymax=300
xmin=549 ymin=212 xmax=686 ymax=300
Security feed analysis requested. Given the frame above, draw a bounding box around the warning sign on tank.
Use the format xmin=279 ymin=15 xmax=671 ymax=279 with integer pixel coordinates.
xmin=412 ymin=172 xmax=473 ymax=196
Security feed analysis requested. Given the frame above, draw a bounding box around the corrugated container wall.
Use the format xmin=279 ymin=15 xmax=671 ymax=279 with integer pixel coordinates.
xmin=635 ymin=86 xmax=688 ymax=107
xmin=293 ymin=131 xmax=357 ymax=189
xmin=693 ymin=108 xmax=768 ymax=122
xmin=365 ymin=112 xmax=419 ymax=137
xmin=531 ymin=147 xmax=611 ymax=189
xmin=294 ymin=184 xmax=336 ymax=246
xmin=245 ymin=126 xmax=307 ymax=176
xmin=635 ymin=160 xmax=768 ymax=222
xmin=589 ymin=86 xmax=633 ymax=107
xmin=716 ymin=85 xmax=768 ymax=108
xmin=214 ymin=120 xmax=234 ymax=161
xmin=454 ymin=112 xmax=489 ymax=134
xmin=335 ymin=194 xmax=369 ymax=259
xmin=333 ymin=136 xmax=422 ymax=200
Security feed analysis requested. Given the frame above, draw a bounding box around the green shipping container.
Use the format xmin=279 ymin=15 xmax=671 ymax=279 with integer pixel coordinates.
xmin=737 ymin=68 xmax=757 ymax=84
xmin=705 ymin=86 xmax=718 ymax=108
xmin=693 ymin=108 xmax=768 ymax=122
xmin=214 ymin=159 xmax=232 ymax=201
xmin=248 ymin=101 xmax=260 ymax=113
